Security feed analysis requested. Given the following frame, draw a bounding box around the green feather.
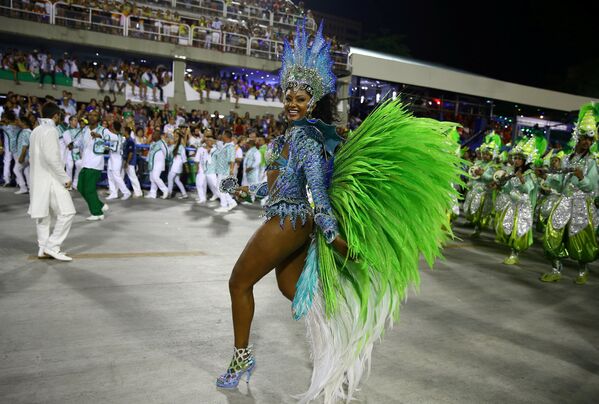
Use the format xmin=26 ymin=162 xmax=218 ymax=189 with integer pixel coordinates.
xmin=319 ymin=99 xmax=465 ymax=320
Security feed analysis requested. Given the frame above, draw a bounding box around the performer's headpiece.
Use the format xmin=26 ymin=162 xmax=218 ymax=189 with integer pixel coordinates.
xmin=510 ymin=137 xmax=538 ymax=164
xmin=572 ymin=102 xmax=599 ymax=143
xmin=279 ymin=19 xmax=336 ymax=112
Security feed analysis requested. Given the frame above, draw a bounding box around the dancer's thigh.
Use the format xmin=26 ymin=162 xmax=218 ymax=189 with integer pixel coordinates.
xmin=230 ymin=216 xmax=312 ymax=289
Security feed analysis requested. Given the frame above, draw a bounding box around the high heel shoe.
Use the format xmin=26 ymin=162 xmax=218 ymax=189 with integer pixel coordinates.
xmin=216 ymin=345 xmax=256 ymax=388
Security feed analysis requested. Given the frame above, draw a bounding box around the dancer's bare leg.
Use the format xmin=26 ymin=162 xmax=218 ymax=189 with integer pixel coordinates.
xmin=229 ymin=216 xmax=312 ymax=348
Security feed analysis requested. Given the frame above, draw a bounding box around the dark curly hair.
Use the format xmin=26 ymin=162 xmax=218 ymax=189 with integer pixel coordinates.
xmin=310 ymin=93 xmax=339 ymax=125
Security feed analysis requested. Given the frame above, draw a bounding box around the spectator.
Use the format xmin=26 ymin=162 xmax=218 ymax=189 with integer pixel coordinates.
xmin=38 ymin=51 xmax=56 ymax=89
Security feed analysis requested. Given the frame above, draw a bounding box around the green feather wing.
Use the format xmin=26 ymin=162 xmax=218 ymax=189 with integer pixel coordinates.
xmin=318 ymin=99 xmax=465 ymax=317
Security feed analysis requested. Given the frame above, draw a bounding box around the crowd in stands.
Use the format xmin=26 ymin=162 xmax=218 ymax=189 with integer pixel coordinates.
xmin=0 ymin=48 xmax=172 ymax=102
xmin=187 ymin=72 xmax=282 ymax=106
xmin=2 ymin=0 xmax=349 ymax=66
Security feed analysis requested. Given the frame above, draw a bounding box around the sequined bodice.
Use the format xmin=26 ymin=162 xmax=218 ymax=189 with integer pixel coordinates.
xmin=262 ymin=123 xmax=339 ymax=243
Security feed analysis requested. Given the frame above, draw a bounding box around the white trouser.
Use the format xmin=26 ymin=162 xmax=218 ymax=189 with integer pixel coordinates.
xmin=3 ymin=148 xmax=13 ymax=183
xmin=66 ymin=158 xmax=83 ymax=187
xmin=216 ymin=174 xmax=235 ymax=208
xmin=149 ymin=167 xmax=168 ymax=197
xmin=108 ymin=169 xmax=131 ymax=197
xmin=124 ymin=164 xmax=142 ymax=196
xmin=14 ymin=160 xmax=29 ymax=191
xmin=206 ymin=173 xmax=221 ymax=202
xmin=195 ymin=171 xmax=207 ymax=202
xmin=167 ymin=169 xmax=187 ymax=196
xmin=35 ymin=190 xmax=75 ymax=252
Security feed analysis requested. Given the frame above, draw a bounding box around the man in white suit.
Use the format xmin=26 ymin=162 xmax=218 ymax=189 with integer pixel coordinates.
xmin=28 ymin=103 xmax=76 ymax=261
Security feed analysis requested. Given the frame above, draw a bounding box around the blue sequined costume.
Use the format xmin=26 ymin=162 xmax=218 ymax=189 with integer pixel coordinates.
xmin=253 ymin=118 xmax=341 ymax=244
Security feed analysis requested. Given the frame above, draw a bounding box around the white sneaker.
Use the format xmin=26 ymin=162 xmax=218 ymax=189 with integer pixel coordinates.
xmin=209 ymin=195 xmax=218 ymax=201
xmin=86 ymin=215 xmax=104 ymax=221
xmin=106 ymin=195 xmax=118 ymax=200
xmin=43 ymin=247 xmax=72 ymax=261
xmin=196 ymin=200 xmax=206 ymax=205
xmin=227 ymin=201 xmax=238 ymax=211
xmin=146 ymin=194 xmax=157 ymax=199
xmin=38 ymin=247 xmax=49 ymax=258
xmin=214 ymin=207 xmax=229 ymax=213
xmin=133 ymin=193 xmax=143 ymax=198
xmin=177 ymin=194 xmax=189 ymax=200
xmin=14 ymin=189 xmax=29 ymax=195
xmin=160 ymin=193 xmax=170 ymax=200
xmin=101 ymin=204 xmax=109 ymax=213
xmin=121 ymin=193 xmax=132 ymax=201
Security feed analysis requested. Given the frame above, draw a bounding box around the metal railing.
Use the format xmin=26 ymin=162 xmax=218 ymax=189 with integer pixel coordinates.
xmin=225 ymin=1 xmax=271 ymax=26
xmin=127 ymin=15 xmax=191 ymax=45
xmin=249 ymin=37 xmax=283 ymax=60
xmin=273 ymin=11 xmax=315 ymax=30
xmin=175 ymin=0 xmax=224 ymax=18
xmin=0 ymin=1 xmax=350 ymax=70
xmin=0 ymin=0 xmax=52 ymax=24
xmin=54 ymin=2 xmax=125 ymax=36
xmin=191 ymin=26 xmax=249 ymax=55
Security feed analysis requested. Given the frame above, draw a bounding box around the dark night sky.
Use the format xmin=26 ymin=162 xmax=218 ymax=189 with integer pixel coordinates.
xmin=304 ymin=0 xmax=599 ymax=97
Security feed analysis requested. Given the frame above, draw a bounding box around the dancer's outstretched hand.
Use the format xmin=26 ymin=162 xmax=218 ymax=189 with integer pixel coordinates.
xmin=234 ymin=186 xmax=249 ymax=197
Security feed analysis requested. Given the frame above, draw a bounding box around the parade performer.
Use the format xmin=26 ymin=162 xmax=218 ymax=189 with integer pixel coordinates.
xmin=13 ymin=117 xmax=33 ymax=194
xmin=494 ymin=139 xmax=538 ymax=265
xmin=146 ymin=131 xmax=170 ymax=199
xmin=166 ymin=130 xmax=189 ymax=199
xmin=193 ymin=138 xmax=210 ymax=204
xmin=105 ymin=121 xmax=132 ymax=201
xmin=63 ymin=116 xmax=84 ymax=189
xmin=540 ymin=103 xmax=599 ymax=285
xmin=73 ymin=110 xmax=111 ymax=221
xmin=463 ymin=141 xmax=500 ymax=237
xmin=535 ymin=151 xmax=564 ymax=231
xmin=215 ymin=20 xmax=464 ymax=403
xmin=1 ymin=110 xmax=19 ymax=186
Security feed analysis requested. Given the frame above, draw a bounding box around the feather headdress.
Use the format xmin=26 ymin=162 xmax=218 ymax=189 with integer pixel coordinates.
xmin=279 ymin=19 xmax=336 ymax=110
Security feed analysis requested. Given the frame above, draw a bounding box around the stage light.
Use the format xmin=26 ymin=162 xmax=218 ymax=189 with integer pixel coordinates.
xmin=376 ymin=93 xmax=381 ymax=103
xmin=360 ymin=96 xmax=364 ymax=104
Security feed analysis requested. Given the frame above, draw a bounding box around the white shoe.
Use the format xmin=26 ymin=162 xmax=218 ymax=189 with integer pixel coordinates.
xmin=227 ymin=201 xmax=238 ymax=211
xmin=209 ymin=195 xmax=218 ymax=201
xmin=86 ymin=215 xmax=104 ymax=221
xmin=38 ymin=247 xmax=49 ymax=258
xmin=214 ymin=207 xmax=229 ymax=213
xmin=101 ymin=204 xmax=109 ymax=213
xmin=146 ymin=194 xmax=157 ymax=199
xmin=241 ymin=201 xmax=252 ymax=206
xmin=133 ymin=193 xmax=143 ymax=198
xmin=106 ymin=194 xmax=118 ymax=200
xmin=121 ymin=193 xmax=132 ymax=201
xmin=14 ymin=189 xmax=29 ymax=195
xmin=196 ymin=200 xmax=206 ymax=205
xmin=177 ymin=194 xmax=189 ymax=200
xmin=43 ymin=247 xmax=72 ymax=261
xmin=161 ymin=193 xmax=170 ymax=200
